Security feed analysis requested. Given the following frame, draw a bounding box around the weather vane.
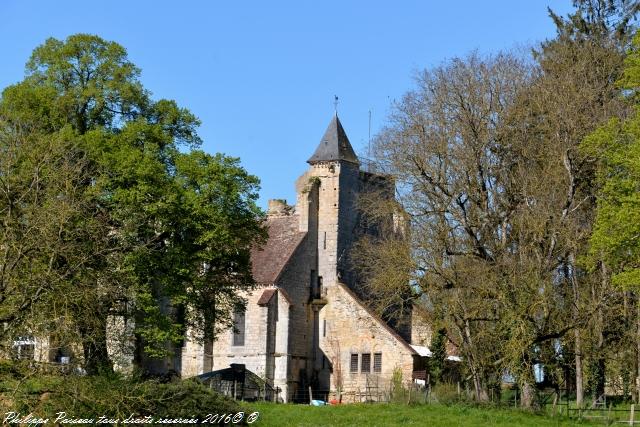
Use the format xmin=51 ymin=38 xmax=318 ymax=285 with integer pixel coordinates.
xmin=334 ymin=95 xmax=339 ymax=115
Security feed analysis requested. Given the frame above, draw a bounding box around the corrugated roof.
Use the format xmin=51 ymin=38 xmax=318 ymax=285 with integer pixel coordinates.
xmin=251 ymin=215 xmax=306 ymax=285
xmin=410 ymin=345 xmax=432 ymax=357
xmin=307 ymin=115 xmax=359 ymax=164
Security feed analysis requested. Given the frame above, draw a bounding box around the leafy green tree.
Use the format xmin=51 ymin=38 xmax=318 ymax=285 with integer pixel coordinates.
xmin=0 ymin=34 xmax=265 ymax=373
xmin=429 ymin=328 xmax=447 ymax=385
xmin=583 ymin=32 xmax=640 ymax=289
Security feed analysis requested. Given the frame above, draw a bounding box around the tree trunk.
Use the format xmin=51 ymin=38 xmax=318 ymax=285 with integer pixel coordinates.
xmin=592 ymin=261 xmax=607 ymax=406
xmin=574 ymin=327 xmax=584 ymax=407
xmin=521 ymin=380 xmax=537 ymax=409
xmin=569 ymin=252 xmax=584 ymax=407
xmin=463 ymin=319 xmax=489 ymax=402
xmin=637 ymin=296 xmax=640 ymax=403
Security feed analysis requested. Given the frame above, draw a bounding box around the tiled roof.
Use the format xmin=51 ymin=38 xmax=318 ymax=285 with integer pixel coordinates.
xmin=257 ymin=288 xmax=277 ymax=306
xmin=251 ymin=215 xmax=306 ymax=285
xmin=307 ymin=115 xmax=359 ymax=164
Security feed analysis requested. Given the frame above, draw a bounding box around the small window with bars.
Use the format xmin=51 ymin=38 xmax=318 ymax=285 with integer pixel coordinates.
xmin=374 ymin=353 xmax=382 ymax=372
xmin=361 ymin=353 xmax=371 ymax=373
xmin=350 ymin=353 xmax=359 ymax=373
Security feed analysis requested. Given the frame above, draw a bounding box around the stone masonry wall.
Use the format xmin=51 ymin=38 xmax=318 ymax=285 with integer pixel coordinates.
xmin=319 ymin=283 xmax=415 ymax=402
xmin=210 ymin=290 xmax=270 ymax=379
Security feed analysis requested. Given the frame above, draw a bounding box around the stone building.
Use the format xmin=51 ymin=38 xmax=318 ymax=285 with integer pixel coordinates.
xmin=180 ymin=115 xmax=427 ymax=402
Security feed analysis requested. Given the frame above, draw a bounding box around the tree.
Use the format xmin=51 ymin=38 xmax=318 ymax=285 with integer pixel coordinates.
xmin=0 ymin=34 xmax=265 ymax=374
xmin=428 ymin=328 xmax=447 ymax=385
xmin=526 ymin=0 xmax=638 ymax=405
xmin=363 ymin=51 xmax=532 ymax=402
xmin=584 ymin=34 xmax=640 ymax=289
xmin=356 ymin=0 xmax=636 ymax=407
xmin=581 ymin=31 xmax=640 ymax=401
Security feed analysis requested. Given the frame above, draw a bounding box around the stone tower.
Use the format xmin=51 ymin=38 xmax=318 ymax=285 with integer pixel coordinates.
xmin=296 ymin=114 xmax=360 ymax=294
xmin=179 ymin=114 xmax=420 ymax=403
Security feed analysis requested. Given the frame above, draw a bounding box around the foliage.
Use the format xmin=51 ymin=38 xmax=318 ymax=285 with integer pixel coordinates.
xmin=582 ymin=32 xmax=640 ymax=290
xmin=428 ymin=329 xmax=447 ymax=385
xmin=0 ymin=33 xmax=266 ymax=372
xmin=432 ymin=382 xmax=464 ymax=406
xmin=355 ymin=0 xmax=637 ymax=408
xmin=0 ymin=370 xmax=245 ymax=422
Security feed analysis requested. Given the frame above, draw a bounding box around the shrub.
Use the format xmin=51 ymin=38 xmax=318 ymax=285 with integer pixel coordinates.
xmin=1 ymin=370 xmax=247 ymax=424
xmin=432 ymin=382 xmax=464 ymax=405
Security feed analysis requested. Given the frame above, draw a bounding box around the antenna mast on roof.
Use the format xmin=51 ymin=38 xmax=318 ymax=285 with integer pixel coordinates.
xmin=368 ymin=110 xmax=371 ymax=159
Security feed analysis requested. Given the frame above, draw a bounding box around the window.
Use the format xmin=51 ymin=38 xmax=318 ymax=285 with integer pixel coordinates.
xmin=323 ymin=319 xmax=327 ymax=337
xmin=12 ymin=336 xmax=35 ymax=360
xmin=374 ymin=353 xmax=382 ymax=373
xmin=232 ymin=310 xmax=245 ymax=346
xmin=361 ymin=353 xmax=371 ymax=373
xmin=350 ymin=353 xmax=359 ymax=373
xmin=323 ymin=232 xmax=327 ymax=249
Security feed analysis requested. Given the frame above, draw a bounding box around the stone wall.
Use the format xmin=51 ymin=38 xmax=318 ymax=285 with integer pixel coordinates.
xmin=319 ymin=283 xmax=415 ymax=402
xmin=210 ymin=290 xmax=270 ymax=379
xmin=410 ymin=308 xmax=432 ymax=347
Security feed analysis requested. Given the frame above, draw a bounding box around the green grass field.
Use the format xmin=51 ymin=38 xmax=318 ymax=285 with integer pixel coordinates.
xmin=247 ymin=402 xmax=595 ymax=426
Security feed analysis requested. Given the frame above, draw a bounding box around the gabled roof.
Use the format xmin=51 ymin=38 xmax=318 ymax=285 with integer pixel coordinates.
xmin=307 ymin=115 xmax=359 ymax=165
xmin=337 ymin=283 xmax=417 ymax=356
xmin=251 ymin=215 xmax=306 ymax=285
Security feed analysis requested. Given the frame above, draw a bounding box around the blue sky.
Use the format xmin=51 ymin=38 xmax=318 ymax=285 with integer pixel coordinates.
xmin=1 ymin=1 xmax=574 ymax=208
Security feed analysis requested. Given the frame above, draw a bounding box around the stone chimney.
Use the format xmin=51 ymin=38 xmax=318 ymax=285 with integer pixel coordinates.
xmin=267 ymin=199 xmax=291 ymax=217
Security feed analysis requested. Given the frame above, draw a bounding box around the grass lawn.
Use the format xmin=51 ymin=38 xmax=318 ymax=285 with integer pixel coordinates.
xmin=247 ymin=402 xmax=595 ymax=426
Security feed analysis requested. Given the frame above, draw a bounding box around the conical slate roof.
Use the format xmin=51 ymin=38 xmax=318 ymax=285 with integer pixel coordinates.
xmin=307 ymin=115 xmax=359 ymax=164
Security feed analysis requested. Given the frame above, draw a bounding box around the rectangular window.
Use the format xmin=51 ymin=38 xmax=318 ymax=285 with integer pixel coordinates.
xmin=374 ymin=353 xmax=382 ymax=373
xmin=232 ymin=310 xmax=245 ymax=346
xmin=350 ymin=353 xmax=359 ymax=373
xmin=323 ymin=319 xmax=327 ymax=337
xmin=323 ymin=231 xmax=327 ymax=249
xmin=361 ymin=353 xmax=371 ymax=373
xmin=13 ymin=336 xmax=36 ymax=360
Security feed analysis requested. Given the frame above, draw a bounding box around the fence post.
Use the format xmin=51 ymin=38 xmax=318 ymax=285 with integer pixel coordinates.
xmin=630 ymin=404 xmax=635 ymax=426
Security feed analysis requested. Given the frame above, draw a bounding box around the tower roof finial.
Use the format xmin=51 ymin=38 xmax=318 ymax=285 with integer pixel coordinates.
xmin=334 ymin=95 xmax=339 ymax=116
